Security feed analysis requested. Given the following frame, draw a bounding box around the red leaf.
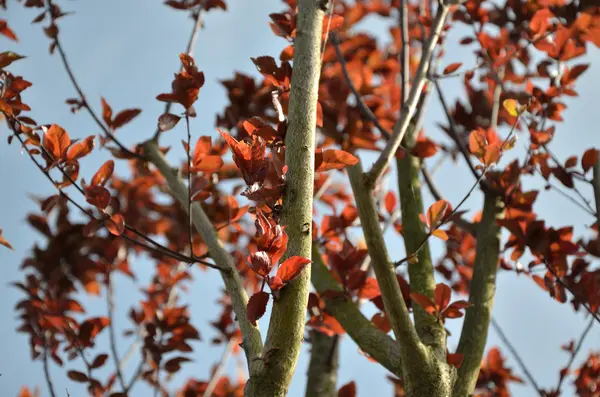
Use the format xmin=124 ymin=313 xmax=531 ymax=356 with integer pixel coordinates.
xmin=434 ymin=283 xmax=451 ymax=312
xmin=443 ymin=62 xmax=462 ymax=75
xmin=411 ymin=137 xmax=438 ymax=158
xmin=91 ymin=354 xmax=108 ymax=369
xmin=106 ymin=214 xmax=125 ymax=236
xmin=0 ymin=20 xmax=18 ymax=42
xmin=164 ymin=357 xmax=191 ymax=373
xmin=67 ymin=370 xmax=88 ymax=383
xmin=112 ymin=108 xmax=142 ymax=129
xmin=158 ymin=113 xmax=181 ymax=132
xmin=276 ymin=256 xmax=312 ymax=284
xmin=582 ymin=148 xmax=599 ymax=173
xmin=410 ymin=292 xmax=437 ymax=315
xmin=43 ymin=124 xmax=71 ymax=160
xmin=371 ymin=312 xmax=391 ymax=334
xmin=91 ymin=160 xmax=114 ymax=187
xmin=427 ymin=200 xmax=449 ymax=229
xmin=66 ymin=135 xmax=95 ymax=161
xmin=85 ymin=185 xmax=111 ymax=210
xmin=384 ymin=191 xmax=397 ymax=214
xmin=315 ymin=149 xmax=359 ymax=172
xmin=447 ymin=352 xmax=464 ymax=369
xmin=338 ymin=381 xmax=356 ymax=397
xmin=247 ymin=291 xmax=270 ymax=325
xmin=100 ymin=97 xmax=113 ymax=127
xmin=358 ymin=277 xmax=381 ymax=300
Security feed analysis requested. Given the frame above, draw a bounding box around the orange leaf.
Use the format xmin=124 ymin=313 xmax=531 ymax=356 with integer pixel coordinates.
xmin=112 ymin=108 xmax=141 ymax=129
xmin=434 ymin=283 xmax=451 ymax=312
xmin=582 ymin=148 xmax=599 ymax=173
xmin=427 ymin=200 xmax=449 ymax=229
xmin=315 ymin=149 xmax=359 ymax=172
xmin=276 ymin=256 xmax=312 ymax=284
xmin=338 ymin=381 xmax=356 ymax=397
xmin=0 ymin=228 xmax=13 ymax=250
xmin=384 ymin=191 xmax=396 ymax=215
xmin=91 ymin=160 xmax=114 ymax=187
xmin=106 ymin=214 xmax=125 ymax=236
xmin=43 ymin=124 xmax=71 ymax=160
xmin=66 ymin=135 xmax=95 ymax=161
xmin=432 ymin=229 xmax=449 ymax=241
xmin=0 ymin=20 xmax=18 ymax=42
xmin=443 ymin=62 xmax=462 ymax=75
xmin=100 ymin=97 xmax=113 ymax=126
xmin=247 ymin=291 xmax=270 ymax=325
xmin=410 ymin=292 xmax=437 ymax=315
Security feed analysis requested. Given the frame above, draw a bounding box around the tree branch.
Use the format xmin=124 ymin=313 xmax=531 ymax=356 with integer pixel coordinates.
xmin=310 ymin=243 xmax=403 ymax=376
xmin=396 ymin=133 xmax=446 ymax=350
xmin=244 ymin=1 xmax=324 ymax=395
xmin=106 ymin=272 xmax=126 ymax=391
xmin=305 ymin=331 xmax=339 ymax=397
xmin=453 ymin=192 xmax=504 ymax=397
xmin=141 ymin=141 xmax=263 ymax=370
xmin=365 ymin=4 xmax=449 ymax=188
xmin=347 ymin=162 xmax=451 ymax=396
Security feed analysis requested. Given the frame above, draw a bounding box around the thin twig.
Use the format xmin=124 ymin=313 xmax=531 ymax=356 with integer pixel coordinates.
xmin=185 ymin=114 xmax=194 ymax=257
xmin=399 ymin=0 xmax=409 ymax=105
xmin=366 ymin=4 xmax=450 ymax=188
xmin=555 ymin=317 xmax=595 ymax=393
xmin=152 ymin=5 xmax=206 ymax=141
xmin=106 ymin=273 xmax=126 ymax=391
xmin=331 ymin=33 xmax=390 ymax=140
xmin=46 ymin=0 xmax=138 ymax=159
xmin=490 ymin=317 xmax=544 ymax=396
xmin=545 ymin=264 xmax=600 ymax=325
xmin=433 ymin=79 xmax=481 ymax=182
xmin=202 ymin=338 xmax=235 ymax=397
xmin=42 ymin=338 xmax=58 ymax=397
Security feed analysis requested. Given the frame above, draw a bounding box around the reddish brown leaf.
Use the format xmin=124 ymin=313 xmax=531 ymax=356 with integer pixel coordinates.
xmin=158 ymin=113 xmax=181 ymax=132
xmin=106 ymin=214 xmax=125 ymax=236
xmin=91 ymin=160 xmax=114 ymax=187
xmin=434 ymin=283 xmax=451 ymax=312
xmin=66 ymin=135 xmax=95 ymax=161
xmin=315 ymin=149 xmax=359 ymax=172
xmin=276 ymin=256 xmax=312 ymax=284
xmin=112 ymin=108 xmax=141 ymax=129
xmin=100 ymin=97 xmax=113 ymax=127
xmin=67 ymin=370 xmax=89 ymax=383
xmin=85 ymin=185 xmax=111 ymax=210
xmin=371 ymin=312 xmax=391 ymax=334
xmin=427 ymin=200 xmax=449 ymax=229
xmin=0 ymin=20 xmax=18 ymax=42
xmin=43 ymin=124 xmax=71 ymax=160
xmin=443 ymin=62 xmax=462 ymax=75
xmin=410 ymin=292 xmax=437 ymax=315
xmin=447 ymin=352 xmax=464 ymax=369
xmin=247 ymin=291 xmax=270 ymax=325
xmin=247 ymin=251 xmax=273 ymax=277
xmin=0 ymin=51 xmax=25 ymax=68
xmin=581 ymin=148 xmax=599 ymax=173
xmin=163 ymin=356 xmax=191 ymax=373
xmin=338 ymin=381 xmax=356 ymax=397
xmin=91 ymin=354 xmax=108 ymax=369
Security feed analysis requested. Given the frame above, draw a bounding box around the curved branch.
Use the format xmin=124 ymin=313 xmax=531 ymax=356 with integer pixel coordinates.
xmin=365 ymin=4 xmax=449 ymax=188
xmin=311 ymin=243 xmax=403 ymax=376
xmin=141 ymin=141 xmax=263 ymax=369
xmin=453 ymin=192 xmax=504 ymax=397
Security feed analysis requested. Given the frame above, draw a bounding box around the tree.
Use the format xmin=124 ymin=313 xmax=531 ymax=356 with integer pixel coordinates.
xmin=2 ymin=0 xmax=600 ymax=396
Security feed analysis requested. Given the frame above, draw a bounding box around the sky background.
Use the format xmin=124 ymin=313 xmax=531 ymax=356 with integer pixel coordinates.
xmin=1 ymin=1 xmax=599 ymax=396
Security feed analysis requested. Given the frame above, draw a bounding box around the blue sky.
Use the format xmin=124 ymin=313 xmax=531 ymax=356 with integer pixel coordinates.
xmin=1 ymin=1 xmax=599 ymax=396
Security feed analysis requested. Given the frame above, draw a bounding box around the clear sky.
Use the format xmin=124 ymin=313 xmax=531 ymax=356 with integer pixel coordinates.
xmin=1 ymin=1 xmax=599 ymax=396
